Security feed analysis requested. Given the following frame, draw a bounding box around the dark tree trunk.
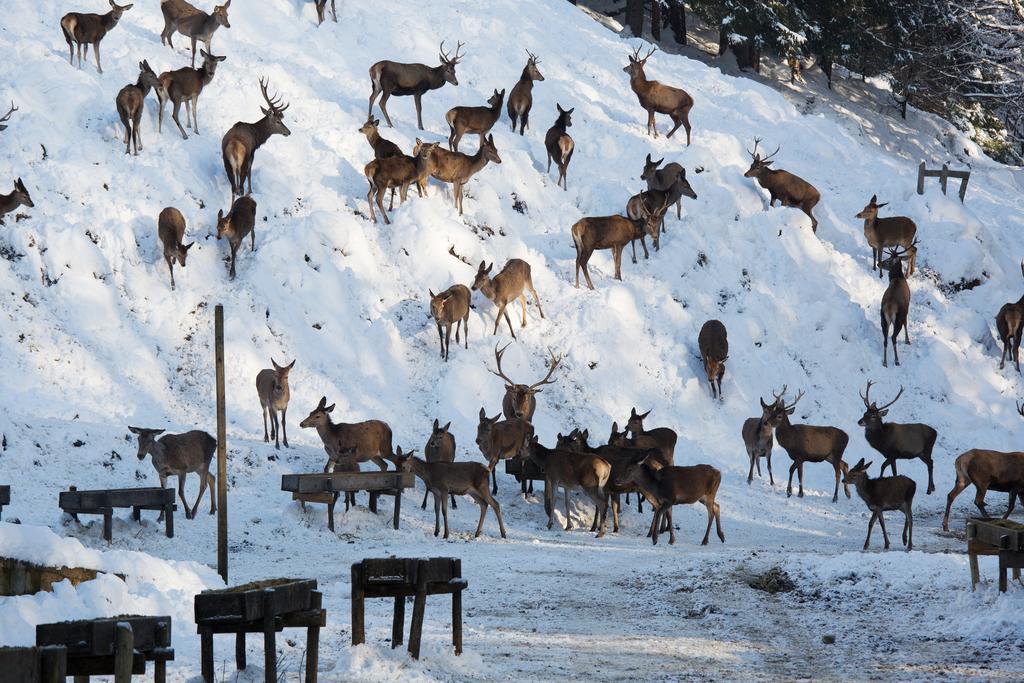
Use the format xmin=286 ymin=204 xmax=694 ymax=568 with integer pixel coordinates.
xmin=821 ymin=56 xmax=833 ymax=90
xmin=626 ymin=0 xmax=644 ymax=37
xmin=667 ymin=1 xmax=686 ymax=45
xmin=651 ymin=0 xmax=662 ymax=41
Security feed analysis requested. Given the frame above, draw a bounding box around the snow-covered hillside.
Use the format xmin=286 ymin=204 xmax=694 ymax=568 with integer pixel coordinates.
xmin=1 ymin=0 xmax=1023 ymax=679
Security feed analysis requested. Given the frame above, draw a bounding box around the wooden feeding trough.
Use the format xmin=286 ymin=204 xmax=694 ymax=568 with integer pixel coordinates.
xmin=967 ymin=517 xmax=1024 ymax=592
xmin=194 ymin=578 xmax=326 ymax=683
xmin=35 ymin=615 xmax=174 ymax=683
xmin=0 ymin=645 xmax=68 ymax=683
xmin=505 ymin=458 xmax=545 ymax=492
xmin=351 ymin=557 xmax=467 ymax=659
xmin=0 ymin=557 xmax=109 ymax=596
xmin=280 ymin=471 xmax=414 ymax=532
xmin=59 ymin=486 xmax=176 ymax=543
xmin=0 ymin=484 xmax=9 ymax=520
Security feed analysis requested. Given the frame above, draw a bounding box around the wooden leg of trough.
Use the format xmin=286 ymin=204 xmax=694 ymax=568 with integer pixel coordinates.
xmin=113 ymin=622 xmax=133 ymax=683
xmin=263 ymin=589 xmax=277 ymax=682
xmin=369 ymin=492 xmax=378 ymax=514
xmin=393 ymin=488 xmax=402 ymax=530
xmin=391 ymin=595 xmax=405 ymax=648
xmin=236 ymin=630 xmax=246 ymax=670
xmin=132 ymin=506 xmax=141 ymax=522
xmin=155 ymin=620 xmax=170 ymax=683
xmin=305 ymin=591 xmax=322 ymax=683
xmin=165 ymin=503 xmax=174 ymax=538
xmin=968 ymin=541 xmax=980 ymax=591
xmin=999 ymin=552 xmax=1009 ymax=593
xmin=453 ymin=558 xmax=463 ymax=655
xmin=41 ymin=646 xmax=67 ymax=683
xmin=328 ymin=493 xmax=337 ymax=533
xmin=200 ymin=628 xmax=214 ymax=682
xmin=408 ymin=563 xmax=428 ymax=660
xmin=103 ymin=509 xmax=113 ymax=543
xmin=351 ymin=564 xmax=365 ymax=646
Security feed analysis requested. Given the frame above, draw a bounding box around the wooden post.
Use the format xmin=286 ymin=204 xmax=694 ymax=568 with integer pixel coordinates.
xmin=327 ymin=494 xmax=336 ymax=533
xmin=155 ymin=620 xmax=170 ymax=683
xmin=305 ymin=591 xmax=321 ymax=683
xmin=940 ymin=163 xmax=949 ymax=195
xmin=392 ymin=488 xmax=401 ymax=530
xmin=917 ymin=161 xmax=925 ymax=195
xmin=200 ymin=629 xmax=213 ymax=683
xmin=235 ymin=631 xmax=246 ymax=670
xmin=408 ymin=561 xmax=428 ymax=660
xmin=41 ymin=646 xmax=67 ymax=683
xmin=391 ymin=596 xmax=405 ymax=648
xmin=103 ymin=509 xmax=112 ymax=543
xmin=262 ymin=589 xmax=277 ymax=682
xmin=351 ymin=563 xmax=365 ymax=646
xmin=958 ymin=174 xmax=969 ymax=203
xmin=113 ymin=622 xmax=133 ymax=683
xmin=165 ymin=502 xmax=174 ymax=538
xmin=968 ymin=540 xmax=981 ymax=590
xmin=452 ymin=558 xmax=463 ymax=655
xmin=215 ymin=304 xmax=228 ymax=583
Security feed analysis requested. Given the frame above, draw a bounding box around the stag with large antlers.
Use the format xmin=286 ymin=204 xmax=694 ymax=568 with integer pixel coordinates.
xmin=368 ymin=41 xmax=465 ymax=130
xmin=623 ymin=45 xmax=693 ymax=143
xmin=880 ymin=245 xmax=913 ymax=368
xmin=508 ymin=50 xmax=544 ymax=135
xmin=997 ymin=261 xmax=1024 ymax=372
xmin=489 ymin=343 xmax=562 ymax=421
xmin=744 ymin=138 xmax=820 ymax=233
xmin=858 ymin=382 xmax=938 ymax=494
xmin=60 ymin=1 xmax=133 ymax=74
xmin=0 ymin=102 xmax=18 ymax=132
xmin=221 ymin=78 xmax=291 ymax=200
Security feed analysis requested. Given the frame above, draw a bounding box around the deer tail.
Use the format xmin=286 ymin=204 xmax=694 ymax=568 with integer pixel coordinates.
xmin=571 ymin=223 xmax=584 ymax=252
xmin=60 ymin=15 xmax=75 ymax=45
xmin=559 ymin=135 xmax=573 ymax=164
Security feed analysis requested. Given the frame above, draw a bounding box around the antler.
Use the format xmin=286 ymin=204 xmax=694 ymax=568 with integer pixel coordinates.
xmin=876 ymin=385 xmax=904 ymax=411
xmin=641 ymin=46 xmax=657 ymax=62
xmin=859 ymin=380 xmax=874 ymax=408
xmin=771 ymin=384 xmax=788 ymax=402
xmin=489 ymin=342 xmax=517 ymax=386
xmin=258 ymin=77 xmax=289 ymax=113
xmin=0 ymin=101 xmax=16 ymax=131
xmin=763 ymin=144 xmax=781 ymax=161
xmin=784 ymin=389 xmax=804 ymax=411
xmin=440 ymin=40 xmax=466 ymax=64
xmin=528 ymin=350 xmax=563 ymax=392
xmin=748 ymin=137 xmax=762 ymax=159
xmin=1017 ymin=401 xmax=1024 ymax=418
xmin=526 ymin=49 xmax=540 ymax=63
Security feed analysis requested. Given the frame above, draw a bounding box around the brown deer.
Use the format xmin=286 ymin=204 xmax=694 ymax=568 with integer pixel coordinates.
xmin=116 ymin=61 xmax=164 ymax=155
xmin=624 ymin=459 xmax=725 ymax=545
xmin=879 ymin=245 xmax=913 ymax=368
xmin=256 ymin=358 xmax=294 ymax=450
xmin=215 ymin=195 xmax=256 ymax=280
xmin=0 ymin=102 xmax=17 ymax=132
xmin=527 ymin=436 xmax=611 ymax=538
xmin=544 ymin=104 xmax=574 ymax=190
xmin=299 ymin=397 xmax=393 ymax=473
xmin=222 ymin=78 xmax=291 ymax=200
xmin=858 ymin=381 xmax=938 ymax=494
xmin=844 ymin=458 xmax=916 ymax=551
xmin=623 ymin=45 xmax=693 ymax=144
xmin=744 ymin=138 xmax=820 ymax=233
xmin=856 ymin=195 xmax=917 ymax=277
xmin=638 ymin=160 xmax=698 ymax=246
xmin=359 ymin=117 xmax=402 ymax=159
xmin=764 ymin=388 xmax=850 ymax=503
xmin=429 ymin=284 xmax=471 ymax=361
xmin=698 ymin=320 xmax=728 ymax=400
xmin=742 ymin=396 xmax=776 ymax=485
xmin=368 ymin=41 xmax=465 ymax=130
xmin=416 ymin=135 xmax=501 ymax=215
xmin=159 ymin=0 xmax=231 ymax=68
xmin=0 ymin=179 xmax=34 ymax=225
xmin=446 ymin=88 xmax=504 ymax=152
xmin=641 ymin=154 xmax=686 ymax=218
xmin=422 ymin=419 xmax=457 ymax=510
xmin=129 ymin=426 xmax=215 ymax=520
xmin=475 ymin=408 xmax=534 ymax=495
xmin=623 ymin=408 xmax=678 ymax=468
xmin=489 ymin=343 xmax=562 ymax=421
xmin=508 ymin=51 xmax=544 ymax=135
xmin=315 ymin=0 xmax=337 ymax=25
xmin=997 ymin=261 xmax=1024 ymax=372
xmin=471 ymin=259 xmax=544 ymax=338
xmin=365 ymin=141 xmax=438 ymax=225
xmin=625 ymin=189 xmax=676 ymax=254
xmin=60 ymin=1 xmax=133 ymax=74
xmin=157 ymin=49 xmax=226 ymax=140
xmin=157 ymin=207 xmax=194 ymax=290
xmin=571 ymin=208 xmax=665 ymax=289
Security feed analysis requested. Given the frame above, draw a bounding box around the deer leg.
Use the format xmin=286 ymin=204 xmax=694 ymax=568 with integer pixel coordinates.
xmin=701 ymin=498 xmax=714 ymax=545
xmin=193 ymin=469 xmax=210 ymax=519
xmin=611 ymin=495 xmax=620 ymax=533
xmin=519 ymin=294 xmax=528 ymax=327
xmin=376 ymin=183 xmax=390 ymax=225
xmin=529 ymin=284 xmax=544 ymax=319
xmin=177 ymin=473 xmax=191 ymax=520
xmin=943 ymin=474 xmax=970 ymax=531
xmin=902 ymin=504 xmax=912 ymax=549
xmin=190 ymin=37 xmax=198 ymax=69
xmin=378 ymin=92 xmax=394 ymax=127
xmin=877 ymin=511 xmax=891 ymax=549
xmin=491 ymin=467 xmax=498 ymax=496
xmin=974 ymin=485 xmax=991 ymax=518
xmin=864 ymin=511 xmax=877 ymax=549
xmin=444 ymin=322 xmax=452 ymax=362
xmin=1005 ymin=490 xmax=1017 ymax=519
xmin=134 ymin=113 xmax=144 ymax=153
xmin=472 ymin=495 xmax=487 ymax=538
xmin=157 ymin=474 xmax=168 ymax=521
xmin=229 ymin=245 xmax=237 ymax=279
xmin=1014 ymin=334 xmax=1022 ymax=372
xmin=666 ymin=114 xmax=683 ymax=139
xmin=94 ymin=40 xmax=103 ymax=74
xmin=414 ymin=93 xmax=424 ymax=130
xmin=544 ymin=480 xmax=555 ymax=529
xmin=767 ymin=451 xmax=774 ymax=485
xmin=455 ymin=181 xmax=464 ymax=215
xmin=262 ymin=404 xmax=270 ymax=443
xmin=281 ymin=407 xmax=288 ymax=448
xmin=646 ymin=109 xmax=657 ymax=138
xmin=832 ymin=461 xmax=841 ymax=503
xmin=366 ymin=185 xmax=377 ymax=224
xmin=649 ymin=508 xmax=660 ymax=544
xmin=881 ymin=316 xmax=890 ymax=368
xmin=563 ymin=487 xmax=573 ymax=531
xmin=923 ymin=457 xmax=934 ymax=495
xmin=502 ymin=306 xmax=516 ymax=339
xmin=433 ymin=495 xmax=441 ymax=536
xmin=191 ymin=95 xmax=200 ymax=134
xmin=787 ymin=462 xmax=797 ymax=497
xmin=797 ymin=462 xmax=805 ymax=497
xmin=521 ymin=111 xmax=529 ymax=135
xmin=421 ymin=488 xmax=430 ymax=510
xmin=747 ymin=453 xmax=756 ymax=484
xmin=892 ymin=322 xmax=902 ymax=366
xmin=119 ymin=110 xmax=131 ymax=153
xmin=441 ymin=495 xmax=451 ymax=539
xmin=613 ymin=245 xmax=623 ymax=280
xmin=171 ymin=100 xmax=188 ymax=140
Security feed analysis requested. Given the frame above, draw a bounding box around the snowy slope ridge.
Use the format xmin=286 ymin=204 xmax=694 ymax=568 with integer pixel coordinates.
xmin=1 ymin=0 xmax=1023 ymax=678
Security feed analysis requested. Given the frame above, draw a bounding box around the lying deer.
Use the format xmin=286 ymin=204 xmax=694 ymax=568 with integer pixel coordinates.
xmin=60 ymin=1 xmax=133 ymax=74
xmin=997 ymin=261 xmax=1024 ymax=372
xmin=116 ymin=61 xmax=164 ymax=155
xmin=508 ymin=51 xmax=544 ymax=135
xmin=315 ymin=0 xmax=337 ymax=25
xmin=571 ymin=206 xmax=664 ymax=289
xmin=365 ymin=141 xmax=438 ymax=224
xmin=623 ymin=45 xmax=693 ymax=143
xmin=528 ymin=436 xmax=611 ymax=538
xmin=416 ymin=135 xmax=501 ymax=215
xmin=0 ymin=101 xmax=17 ymax=132
xmin=157 ymin=49 xmax=226 ymax=139
xmin=0 ymin=178 xmax=34 ymax=225
xmin=880 ymin=245 xmax=913 ymax=368
xmin=475 ymin=408 xmax=534 ymax=495
xmin=256 ymin=358 xmax=294 ymax=449
xmin=856 ymin=195 xmax=917 ymax=277
xmin=698 ymin=319 xmax=728 ymax=400
xmin=489 ymin=343 xmax=562 ymax=421
xmin=446 ymin=88 xmax=504 ymax=152
xmin=423 ymin=419 xmax=457 ymax=510
xmin=544 ymin=104 xmax=574 ymax=190
xmin=471 ymin=259 xmax=544 ymax=338
xmin=624 ymin=458 xmax=724 ymax=545
xmin=215 ymin=195 xmax=256 ymax=280
xmin=159 ymin=0 xmax=231 ymax=68
xmin=129 ymin=426 xmax=215 ymax=520
xmin=157 ymin=207 xmax=194 ymax=290
xmin=222 ymin=78 xmax=291 ymax=200
xmin=743 ymin=396 xmax=777 ymax=485
xmin=744 ymin=138 xmax=820 ymax=233
xmin=300 ymin=397 xmax=393 ymax=473
xmin=844 ymin=458 xmax=916 ymax=551
xmin=368 ymin=41 xmax=465 ymax=130
xmin=429 ymin=284 xmax=471 ymax=361
xmin=858 ymin=382 xmax=938 ymax=494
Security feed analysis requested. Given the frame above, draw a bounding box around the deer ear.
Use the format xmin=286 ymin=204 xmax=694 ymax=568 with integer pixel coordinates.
xmin=630 ymin=407 xmax=638 ymax=417
xmin=786 ymin=406 xmax=796 ymax=415
xmin=864 ymin=461 xmax=872 ymax=470
xmin=428 ymin=289 xmax=436 ymax=298
xmin=582 ymin=428 xmax=589 ymax=440
xmin=286 ymin=359 xmax=295 ymax=370
xmin=479 ymin=407 xmax=486 ymax=419
xmin=876 ymin=202 xmax=889 ymax=208
xmin=128 ymin=426 xmax=141 ymax=434
xmin=433 ymin=418 xmax=439 ymax=430
xmin=224 ymin=0 xmax=231 ymax=7
xmin=879 ymin=409 xmax=889 ymax=417
xmin=325 ymin=404 xmax=335 ymax=413
xmin=272 ymin=358 xmax=282 ymax=371
xmin=184 ymin=241 xmax=195 ymax=251
xmin=442 ymin=421 xmax=450 ymax=432
xmin=261 ymin=106 xmax=270 ymax=116
xmin=217 ymin=209 xmax=224 ymax=220
xmin=477 ymin=260 xmax=486 ymax=271
xmin=317 ymin=396 xmax=327 ymax=408
xmin=870 ymin=194 xmax=877 ymax=203
xmin=491 ymin=413 xmax=501 ymax=422
xmin=640 ymin=409 xmax=651 ymax=419
xmin=567 ymin=108 xmax=574 ymax=115
xmin=486 ymin=262 xmax=493 ymax=273
xmin=488 ymin=134 xmax=495 ymax=144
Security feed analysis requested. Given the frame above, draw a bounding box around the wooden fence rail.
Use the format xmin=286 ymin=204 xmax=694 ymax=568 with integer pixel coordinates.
xmin=917 ymin=161 xmax=970 ymax=202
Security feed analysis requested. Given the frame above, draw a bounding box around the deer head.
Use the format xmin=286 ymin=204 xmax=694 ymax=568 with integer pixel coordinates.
xmin=858 ymin=381 xmax=903 ymax=428
xmin=842 ymin=457 xmax=872 ymax=486
xmin=525 ymin=50 xmax=544 ymax=81
xmin=299 ymin=396 xmax=335 ymax=429
xmin=640 ymin=153 xmax=664 ymax=182
xmin=428 ymin=288 xmax=454 ymax=320
xmin=489 ymin=343 xmax=563 ymax=418
xmin=623 ymin=45 xmax=656 ymax=77
xmin=10 ymin=178 xmax=33 ymax=208
xmin=359 ymin=117 xmax=381 ymax=136
xmin=128 ymin=426 xmax=165 ymax=460
xmin=109 ymin=0 xmax=134 ymax=20
xmin=555 ymin=103 xmax=573 ymax=128
xmin=438 ymin=40 xmax=466 ymax=85
xmin=855 ymin=194 xmax=888 ymax=220
xmin=475 ymin=407 xmax=503 ymax=451
xmin=744 ymin=137 xmax=780 ymax=178
xmin=880 ymin=243 xmax=914 ymax=276
xmin=269 ymin=357 xmax=295 ymax=393
xmin=479 ymin=134 xmax=502 ymax=164
xmin=394 ymin=446 xmax=416 ymax=472
xmin=170 ymin=239 xmax=195 ymax=267
xmin=0 ymin=101 xmax=18 ymax=132
xmin=199 ymin=49 xmax=227 ymax=75
xmin=258 ymin=77 xmax=291 ymax=136
xmin=487 ymin=89 xmax=506 ymax=109
xmin=213 ymin=0 xmax=231 ymax=28
xmin=625 ymin=407 xmax=653 ymax=435
xmin=427 ymin=419 xmax=451 ymax=450
xmin=471 ymin=261 xmax=493 ymax=292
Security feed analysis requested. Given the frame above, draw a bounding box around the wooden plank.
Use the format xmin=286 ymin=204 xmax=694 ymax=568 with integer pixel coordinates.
xmin=59 ymin=488 xmax=172 ymax=511
xmin=195 ymin=580 xmax=316 ymax=623
xmin=282 ymin=472 xmax=413 ymax=494
xmin=37 ymin=616 xmax=171 ymax=654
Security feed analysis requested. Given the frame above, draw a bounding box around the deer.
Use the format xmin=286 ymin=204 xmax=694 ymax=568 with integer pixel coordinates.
xmin=429 ymin=284 xmax=471 ymax=361
xmin=527 ymin=436 xmax=611 ymax=538
xmin=698 ymin=320 xmax=728 ymax=400
xmin=489 ymin=343 xmax=562 ymax=421
xmin=157 ymin=207 xmax=194 ymax=290
xmin=858 ymin=381 xmax=938 ymax=494
xmin=0 ymin=101 xmax=17 ymax=132
xmin=365 ymin=141 xmax=438 ymax=225
xmin=0 ymin=179 xmax=34 ymax=225
xmin=368 ymin=41 xmax=465 ymax=130
xmin=471 ymin=259 xmax=544 ymax=338
xmin=608 ymin=422 xmax=672 ymax=516
xmin=625 ymin=188 xmax=677 ymax=254
xmin=856 ymin=195 xmax=917 ymax=278
xmin=571 ymin=204 xmax=667 ymax=290
xmin=544 ymin=104 xmax=574 ymax=190
xmin=256 ymin=358 xmax=294 ymax=450
xmin=315 ymin=0 xmax=337 ymax=25
xmin=300 ymin=396 xmax=393 ymax=473
xmin=415 ymin=135 xmax=501 ymax=215
xmin=743 ymin=395 xmax=776 ymax=485
xmin=844 ymin=458 xmax=916 ymax=551
xmin=159 ymin=0 xmax=231 ymax=68
xmin=997 ymin=261 xmax=1024 ymax=372
xmin=763 ymin=387 xmax=850 ymax=503
xmin=641 ymin=154 xmax=698 ymax=222
xmin=359 ymin=117 xmax=402 ymax=160
xmin=422 ymin=420 xmax=457 ymax=510
xmin=129 ymin=426 xmax=215 ymax=520
xmin=116 ymin=61 xmax=165 ymax=156
xmin=624 ymin=458 xmax=724 ymax=545
xmin=60 ymin=1 xmax=133 ymax=74
xmin=157 ymin=49 xmax=226 ymax=140
xmin=744 ymin=138 xmax=820 ymax=233
xmin=446 ymin=88 xmax=504 ymax=152
xmin=879 ymin=245 xmax=913 ymax=368
xmin=215 ymin=195 xmax=256 ymax=280
xmin=475 ymin=408 xmax=534 ymax=495
xmin=508 ymin=51 xmax=544 ymax=135
xmin=623 ymin=45 xmax=693 ymax=143
xmin=624 ymin=408 xmax=678 ymax=467
xmin=222 ymin=78 xmax=291 ymax=200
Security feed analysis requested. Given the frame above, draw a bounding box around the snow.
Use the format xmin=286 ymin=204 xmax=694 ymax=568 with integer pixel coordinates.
xmin=1 ymin=0 xmax=1024 ymax=678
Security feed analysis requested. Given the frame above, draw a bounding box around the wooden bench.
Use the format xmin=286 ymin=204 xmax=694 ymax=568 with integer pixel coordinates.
xmin=0 ymin=645 xmax=67 ymax=683
xmin=0 ymin=484 xmax=9 ymax=520
xmin=351 ymin=557 xmax=467 ymax=659
xmin=36 ymin=615 xmax=174 ymax=683
xmin=281 ymin=471 xmax=414 ymax=532
xmin=194 ymin=578 xmax=325 ymax=683
xmin=967 ymin=517 xmax=1024 ymax=592
xmin=59 ymin=486 xmax=176 ymax=543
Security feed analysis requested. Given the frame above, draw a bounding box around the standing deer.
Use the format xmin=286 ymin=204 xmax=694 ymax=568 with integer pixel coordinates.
xmin=488 ymin=343 xmax=562 ymax=421
xmin=858 ymin=382 xmax=938 ymax=494
xmin=157 ymin=207 xmax=194 ymax=290
xmin=429 ymin=284 xmax=471 ymax=361
xmin=365 ymin=141 xmax=438 ymax=225
xmin=415 ymin=135 xmax=501 ymax=215
xmin=315 ymin=0 xmax=337 ymax=25
xmin=698 ymin=320 xmax=728 ymax=400
xmin=222 ymin=78 xmax=291 ymax=200
xmin=215 ymin=195 xmax=256 ymax=280
xmin=256 ymin=358 xmax=294 ymax=450
xmin=743 ymin=396 xmax=776 ymax=485
xmin=508 ymin=51 xmax=544 ymax=135
xmin=159 ymin=0 xmax=231 ymax=68
xmin=475 ymin=408 xmax=534 ymax=495
xmin=299 ymin=397 xmax=393 ymax=473
xmin=359 ymin=117 xmax=402 ymax=160
xmin=624 ymin=408 xmax=678 ymax=467
xmin=471 ymin=259 xmax=544 ymax=338
xmin=527 ymin=436 xmax=611 ymax=538
xmin=623 ymin=45 xmax=693 ymax=144
xmin=116 ymin=61 xmax=164 ymax=155
xmin=129 ymin=426 xmax=215 ymax=520
xmin=0 ymin=102 xmax=17 ymax=132
xmin=997 ymin=261 xmax=1024 ymax=372
xmin=856 ymin=195 xmax=917 ymax=277
xmin=0 ymin=179 xmax=34 ymax=225
xmin=879 ymin=245 xmax=913 ymax=368
xmin=744 ymin=138 xmax=820 ymax=233
xmin=60 ymin=1 xmax=133 ymax=74
xmin=844 ymin=458 xmax=916 ymax=551
xmin=422 ymin=419 xmax=457 ymax=510
xmin=624 ymin=459 xmax=724 ymax=545
xmin=544 ymin=104 xmax=574 ymax=190
xmin=626 ymin=188 xmax=679 ymax=253
xmin=570 ymin=206 xmax=664 ymax=289
xmin=446 ymin=88 xmax=504 ymax=152
xmin=367 ymin=41 xmax=465 ymax=130
xmin=157 ymin=49 xmax=226 ymax=139
xmin=641 ymin=154 xmax=691 ymax=220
